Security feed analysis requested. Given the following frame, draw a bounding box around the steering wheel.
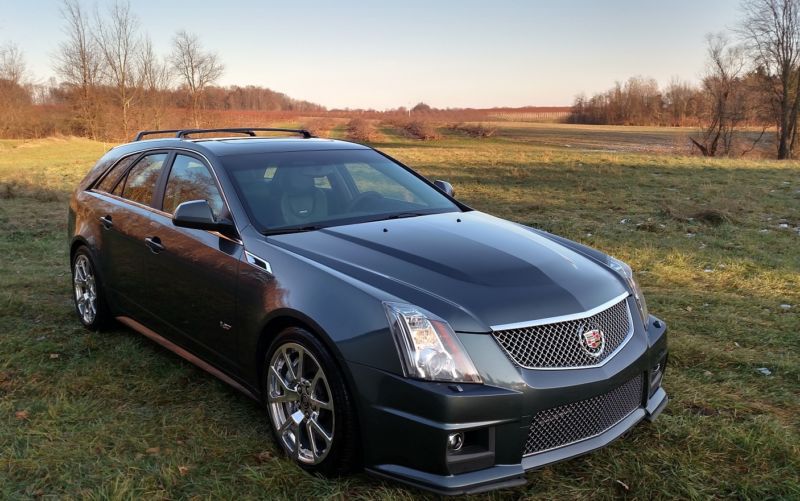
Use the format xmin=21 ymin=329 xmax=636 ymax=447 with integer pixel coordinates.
xmin=348 ymin=191 xmax=383 ymax=212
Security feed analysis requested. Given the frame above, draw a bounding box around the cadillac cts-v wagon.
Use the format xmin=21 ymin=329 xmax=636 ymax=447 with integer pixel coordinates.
xmin=68 ymin=128 xmax=668 ymax=494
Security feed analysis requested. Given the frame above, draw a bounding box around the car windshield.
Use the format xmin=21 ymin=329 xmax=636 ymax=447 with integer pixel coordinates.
xmin=223 ymin=149 xmax=461 ymax=233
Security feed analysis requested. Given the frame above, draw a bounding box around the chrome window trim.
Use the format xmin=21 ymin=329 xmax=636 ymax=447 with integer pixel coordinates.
xmin=87 ymin=191 xmax=243 ymax=246
xmin=490 ymin=292 xmax=629 ymax=331
xmin=491 ymin=292 xmax=634 ymax=371
xmin=88 ymin=145 xmax=245 ymax=245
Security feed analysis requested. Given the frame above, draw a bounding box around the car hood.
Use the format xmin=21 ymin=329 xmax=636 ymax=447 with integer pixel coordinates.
xmin=267 ymin=211 xmax=628 ymax=332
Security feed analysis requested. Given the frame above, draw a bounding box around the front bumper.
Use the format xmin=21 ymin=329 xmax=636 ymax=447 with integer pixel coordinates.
xmin=352 ymin=312 xmax=668 ymax=495
xmin=366 ymin=388 xmax=667 ymax=495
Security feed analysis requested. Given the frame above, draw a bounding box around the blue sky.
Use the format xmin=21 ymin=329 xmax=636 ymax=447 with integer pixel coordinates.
xmin=0 ymin=0 xmax=742 ymax=109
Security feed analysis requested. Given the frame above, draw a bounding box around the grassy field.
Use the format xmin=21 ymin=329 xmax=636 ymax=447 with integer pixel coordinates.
xmin=1 ymin=125 xmax=798 ymax=499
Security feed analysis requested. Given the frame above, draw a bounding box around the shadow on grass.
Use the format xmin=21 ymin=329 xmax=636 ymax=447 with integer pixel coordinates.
xmin=0 ymin=180 xmax=68 ymax=202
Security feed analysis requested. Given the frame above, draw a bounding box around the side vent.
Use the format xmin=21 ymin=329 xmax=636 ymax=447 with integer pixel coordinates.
xmin=245 ymin=251 xmax=272 ymax=274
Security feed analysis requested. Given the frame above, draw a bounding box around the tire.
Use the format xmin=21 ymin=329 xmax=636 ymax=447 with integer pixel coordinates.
xmin=263 ymin=326 xmax=359 ymax=475
xmin=71 ymin=247 xmax=111 ymax=331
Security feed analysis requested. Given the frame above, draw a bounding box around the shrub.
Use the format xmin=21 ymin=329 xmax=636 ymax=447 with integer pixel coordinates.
xmin=403 ymin=120 xmax=440 ymax=140
xmin=346 ymin=118 xmax=378 ymax=142
xmin=301 ymin=118 xmax=334 ymax=137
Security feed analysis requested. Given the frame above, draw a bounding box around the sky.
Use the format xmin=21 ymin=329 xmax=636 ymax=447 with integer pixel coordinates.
xmin=0 ymin=0 xmax=743 ymax=110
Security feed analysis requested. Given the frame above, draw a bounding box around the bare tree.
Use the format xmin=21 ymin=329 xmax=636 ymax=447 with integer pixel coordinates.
xmin=169 ymin=30 xmax=224 ymax=127
xmin=138 ymin=36 xmax=172 ymax=130
xmin=739 ymin=0 xmax=800 ymax=158
xmin=0 ymin=42 xmax=32 ymax=137
xmin=95 ymin=0 xmax=141 ymax=139
xmin=691 ymin=34 xmax=749 ymax=157
xmin=54 ymin=0 xmax=103 ymax=139
xmin=664 ymin=78 xmax=702 ymax=126
xmin=0 ymin=42 xmax=26 ymax=84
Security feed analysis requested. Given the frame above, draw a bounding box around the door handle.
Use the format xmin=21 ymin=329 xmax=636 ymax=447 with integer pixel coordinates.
xmin=99 ymin=215 xmax=113 ymax=229
xmin=144 ymin=236 xmax=165 ymax=253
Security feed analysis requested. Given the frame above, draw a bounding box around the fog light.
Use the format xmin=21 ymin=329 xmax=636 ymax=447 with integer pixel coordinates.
xmin=447 ymin=432 xmax=464 ymax=452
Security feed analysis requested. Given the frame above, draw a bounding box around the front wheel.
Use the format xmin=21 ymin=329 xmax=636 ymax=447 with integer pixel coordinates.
xmin=264 ymin=327 xmax=358 ymax=475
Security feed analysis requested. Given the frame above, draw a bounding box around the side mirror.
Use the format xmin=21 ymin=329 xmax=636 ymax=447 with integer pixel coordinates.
xmin=434 ymin=179 xmax=455 ymax=197
xmin=173 ymin=200 xmax=234 ymax=232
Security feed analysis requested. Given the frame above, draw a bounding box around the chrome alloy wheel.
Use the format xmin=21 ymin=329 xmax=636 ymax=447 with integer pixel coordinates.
xmin=73 ymin=254 xmax=97 ymax=325
xmin=267 ymin=342 xmax=335 ymax=464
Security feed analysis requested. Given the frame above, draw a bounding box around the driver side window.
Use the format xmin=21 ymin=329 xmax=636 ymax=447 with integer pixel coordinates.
xmin=344 ymin=163 xmax=420 ymax=203
xmin=162 ymin=155 xmax=225 ymax=217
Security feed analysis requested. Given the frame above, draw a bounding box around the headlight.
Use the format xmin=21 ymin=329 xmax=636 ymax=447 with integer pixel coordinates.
xmin=607 ymin=256 xmax=649 ymax=327
xmin=384 ymin=302 xmax=482 ymax=383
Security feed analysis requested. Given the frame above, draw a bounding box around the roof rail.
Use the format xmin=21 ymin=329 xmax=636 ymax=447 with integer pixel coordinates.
xmin=175 ymin=128 xmax=314 ymax=139
xmin=133 ymin=129 xmax=184 ymax=141
xmin=133 ymin=127 xmax=315 ymax=142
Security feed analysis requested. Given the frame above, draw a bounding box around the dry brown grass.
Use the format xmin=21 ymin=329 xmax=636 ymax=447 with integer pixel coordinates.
xmin=448 ymin=122 xmax=498 ymax=138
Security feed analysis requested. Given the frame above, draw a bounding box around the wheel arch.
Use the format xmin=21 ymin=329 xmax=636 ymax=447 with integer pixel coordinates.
xmin=254 ymin=309 xmax=358 ymax=402
xmin=69 ymin=236 xmax=91 ymax=265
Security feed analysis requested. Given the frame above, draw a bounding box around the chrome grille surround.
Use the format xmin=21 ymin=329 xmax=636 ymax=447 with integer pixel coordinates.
xmin=524 ymin=375 xmax=643 ymax=456
xmin=492 ymin=293 xmax=633 ymax=369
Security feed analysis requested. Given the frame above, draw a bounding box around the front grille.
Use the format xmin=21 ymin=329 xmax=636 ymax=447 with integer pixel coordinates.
xmin=524 ymin=375 xmax=643 ymax=456
xmin=493 ymin=296 xmax=632 ymax=369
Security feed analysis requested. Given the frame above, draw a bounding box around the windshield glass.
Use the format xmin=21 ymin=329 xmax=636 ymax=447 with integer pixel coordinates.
xmin=224 ymin=149 xmax=460 ymax=233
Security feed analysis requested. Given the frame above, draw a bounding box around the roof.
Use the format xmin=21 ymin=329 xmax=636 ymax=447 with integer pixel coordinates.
xmin=190 ymin=137 xmax=370 ymax=157
xmin=110 ymin=136 xmax=370 ymax=160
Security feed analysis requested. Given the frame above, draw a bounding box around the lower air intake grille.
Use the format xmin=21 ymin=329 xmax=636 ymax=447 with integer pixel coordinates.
xmin=524 ymin=375 xmax=643 ymax=456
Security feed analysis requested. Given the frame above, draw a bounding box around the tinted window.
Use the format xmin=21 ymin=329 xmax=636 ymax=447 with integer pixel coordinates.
xmin=96 ymin=155 xmax=136 ymax=193
xmin=162 ymin=155 xmax=224 ymax=217
xmin=120 ymin=154 xmax=167 ymax=206
xmin=225 ymin=149 xmax=459 ymax=232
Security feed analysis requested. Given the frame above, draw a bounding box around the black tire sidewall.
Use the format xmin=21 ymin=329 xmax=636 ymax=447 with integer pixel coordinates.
xmin=263 ymin=327 xmax=358 ymax=475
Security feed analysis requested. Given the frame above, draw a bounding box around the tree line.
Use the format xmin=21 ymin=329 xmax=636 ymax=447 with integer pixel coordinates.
xmin=569 ymin=0 xmax=800 ymax=159
xmin=0 ymin=0 xmax=322 ymax=141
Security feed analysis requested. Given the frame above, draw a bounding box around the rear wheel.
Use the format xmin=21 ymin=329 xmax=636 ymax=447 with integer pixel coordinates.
xmin=71 ymin=247 xmax=111 ymax=331
xmin=264 ymin=327 xmax=358 ymax=475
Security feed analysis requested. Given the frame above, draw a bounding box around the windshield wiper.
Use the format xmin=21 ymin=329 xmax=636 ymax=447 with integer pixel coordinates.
xmin=372 ymin=211 xmax=430 ymax=222
xmin=262 ymin=225 xmax=324 ymax=236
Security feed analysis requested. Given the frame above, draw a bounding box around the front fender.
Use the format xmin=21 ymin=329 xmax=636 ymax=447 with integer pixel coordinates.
xmin=236 ymin=235 xmax=404 ymax=387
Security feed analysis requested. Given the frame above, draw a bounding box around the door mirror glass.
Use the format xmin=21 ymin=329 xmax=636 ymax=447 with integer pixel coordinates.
xmin=434 ymin=179 xmax=454 ymax=197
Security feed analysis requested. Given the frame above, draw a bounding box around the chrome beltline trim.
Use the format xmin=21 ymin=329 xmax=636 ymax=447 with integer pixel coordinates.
xmin=490 ymin=292 xmax=629 ymax=331
xmin=89 ymin=145 xmax=245 ymax=245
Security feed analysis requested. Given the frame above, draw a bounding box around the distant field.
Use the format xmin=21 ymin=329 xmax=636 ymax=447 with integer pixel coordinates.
xmin=1 ymin=124 xmax=798 ymax=499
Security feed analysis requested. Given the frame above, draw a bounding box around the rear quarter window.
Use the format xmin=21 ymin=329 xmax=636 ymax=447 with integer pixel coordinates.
xmin=95 ymin=155 xmax=137 ymax=193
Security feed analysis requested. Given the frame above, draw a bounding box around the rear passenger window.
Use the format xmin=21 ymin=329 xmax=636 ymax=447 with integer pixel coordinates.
xmin=162 ymin=155 xmax=224 ymax=217
xmin=119 ymin=154 xmax=167 ymax=206
xmin=96 ymin=155 xmax=136 ymax=193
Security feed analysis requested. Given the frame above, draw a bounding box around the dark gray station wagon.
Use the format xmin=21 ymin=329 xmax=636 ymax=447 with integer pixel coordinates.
xmin=68 ymin=128 xmax=668 ymax=494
